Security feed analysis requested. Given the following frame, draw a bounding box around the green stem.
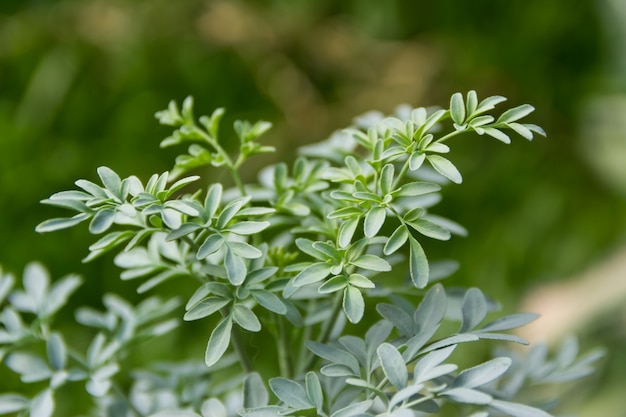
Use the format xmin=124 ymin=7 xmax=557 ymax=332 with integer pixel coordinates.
xmin=302 ymin=293 xmax=344 ymax=373
xmin=220 ymin=307 xmax=254 ymax=373
xmin=198 ymin=129 xmax=246 ymax=196
xmin=277 ymin=315 xmax=292 ymax=378
xmin=392 ymin=157 xmax=411 ymax=190
xmin=435 ymin=129 xmax=466 ymax=143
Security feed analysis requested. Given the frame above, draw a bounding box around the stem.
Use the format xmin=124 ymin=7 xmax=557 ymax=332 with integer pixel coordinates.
xmin=277 ymin=316 xmax=292 ymax=378
xmin=231 ymin=324 xmax=254 ymax=373
xmin=435 ymin=129 xmax=465 ymax=143
xmin=220 ymin=307 xmax=254 ymax=373
xmin=198 ymin=130 xmax=247 ymax=196
xmin=392 ymin=157 xmax=411 ymax=189
xmin=302 ymin=293 xmax=344 ymax=372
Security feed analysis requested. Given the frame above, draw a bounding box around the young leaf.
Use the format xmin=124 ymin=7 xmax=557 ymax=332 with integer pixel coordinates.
xmin=338 ymin=217 xmax=359 ymax=249
xmin=377 ymin=343 xmax=408 ymax=389
xmin=497 ymin=104 xmax=535 ymax=124
xmin=343 ymin=286 xmax=365 ymax=323
xmin=97 ymin=166 xmax=122 ymax=196
xmin=450 ymin=92 xmax=466 ymax=125
xmin=225 ymin=247 xmax=247 ymax=286
xmin=251 ymin=290 xmax=287 ymax=315
xmin=205 ymin=316 xmax=233 ymax=367
xmin=427 ymin=155 xmax=462 ymax=184
xmin=184 ymin=297 xmax=230 ymax=321
xmin=89 ymin=209 xmax=116 ymax=234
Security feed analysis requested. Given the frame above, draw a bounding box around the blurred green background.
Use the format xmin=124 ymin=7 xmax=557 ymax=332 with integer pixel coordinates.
xmin=1 ymin=0 xmax=626 ymax=415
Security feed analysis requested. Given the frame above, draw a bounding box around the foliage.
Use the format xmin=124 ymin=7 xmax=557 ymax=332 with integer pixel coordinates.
xmin=0 ymin=92 xmax=602 ymax=416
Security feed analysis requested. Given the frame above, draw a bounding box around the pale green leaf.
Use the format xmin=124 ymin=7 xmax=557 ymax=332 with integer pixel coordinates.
xmin=244 ymin=373 xmax=269 ymax=408
xmin=409 ymin=236 xmax=429 ymax=288
xmin=233 ymin=304 xmax=261 ymax=332
xmin=205 ymin=317 xmax=233 ymax=367
xmin=450 ymin=92 xmax=465 ymax=125
xmin=377 ymin=343 xmax=408 ymax=389
xmin=383 ymin=225 xmax=409 ymax=255
xmin=343 ymin=286 xmax=364 ymax=323
xmin=428 ymin=155 xmax=462 ymax=184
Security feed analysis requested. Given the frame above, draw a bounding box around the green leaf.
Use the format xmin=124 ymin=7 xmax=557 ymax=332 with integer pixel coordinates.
xmin=383 ymin=225 xmax=409 ymax=255
xmin=167 ymin=222 xmax=202 ymax=241
xmin=89 ymin=209 xmax=116 ymax=234
xmin=351 ymin=254 xmax=391 ymax=272
xmin=305 ymin=372 xmax=323 ymax=410
xmin=497 ymin=104 xmax=535 ymax=124
xmin=466 ymin=90 xmax=478 ymax=115
xmin=305 ymin=342 xmax=360 ymax=376
xmin=409 ymin=152 xmax=426 ymax=171
xmin=478 ymin=313 xmax=539 ymax=333
xmin=442 ymin=387 xmax=492 ymax=405
xmin=364 ymin=206 xmax=386 ymax=237
xmin=413 ymin=345 xmax=457 ymax=384
xmin=0 ymin=394 xmax=29 ymax=414
xmin=482 ymin=127 xmax=511 ymax=144
xmin=184 ymin=297 xmax=230 ymax=321
xmin=460 ymin=288 xmax=488 ymax=333
xmin=452 ymin=357 xmax=512 ymax=389
xmin=490 ymin=400 xmax=553 ymax=417
xmin=292 ymin=263 xmax=332 ymax=287
xmin=394 ymin=181 xmax=440 ymax=197
xmin=450 ymin=92 xmax=465 ymax=125
xmin=225 ymin=247 xmax=247 ymax=286
xmin=251 ymin=290 xmax=286 ymax=315
xmin=409 ymin=236 xmax=429 ymax=288
xmin=348 ymin=273 xmax=375 ymax=289
xmin=414 ymin=284 xmax=447 ymax=332
xmin=30 ymin=389 xmax=54 ymax=417
xmin=269 ymin=378 xmax=312 ymax=410
xmin=338 ymin=217 xmax=359 ymax=249
xmin=475 ymin=95 xmax=507 ymax=115
xmin=331 ymin=400 xmax=373 ymax=417
xmin=227 ymin=221 xmax=270 ymax=235
xmin=376 ymin=304 xmax=414 ymax=337
xmin=379 ymin=164 xmax=394 ymax=195
xmin=204 ymin=184 xmax=223 ymax=218
xmin=35 ymin=213 xmax=90 ymax=233
xmin=97 ymin=166 xmax=122 ymax=196
xmin=428 ymin=155 xmax=462 ymax=184
xmin=377 ymin=343 xmax=408 ymax=389
xmin=197 ymin=234 xmax=225 ymax=259
xmin=244 ymin=373 xmax=269 ymax=408
xmin=408 ymin=218 xmax=451 ymax=241
xmin=205 ymin=316 xmax=233 ymax=367
xmin=318 ymin=276 xmax=348 ymax=294
xmin=46 ymin=333 xmax=66 ymax=371
xmin=217 ymin=197 xmax=250 ymax=229
xmin=233 ymin=305 xmax=261 ymax=332
xmin=229 ymin=241 xmax=263 ymax=259
xmin=343 ymin=286 xmax=364 ymax=323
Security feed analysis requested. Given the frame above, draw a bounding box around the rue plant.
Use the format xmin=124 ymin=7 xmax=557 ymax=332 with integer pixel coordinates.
xmin=0 ymin=92 xmax=602 ymax=417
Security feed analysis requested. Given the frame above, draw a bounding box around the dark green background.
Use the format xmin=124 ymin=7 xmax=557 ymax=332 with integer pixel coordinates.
xmin=1 ymin=0 xmax=625 ymax=414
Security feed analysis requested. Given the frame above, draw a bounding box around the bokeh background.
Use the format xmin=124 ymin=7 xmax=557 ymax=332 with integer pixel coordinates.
xmin=1 ymin=0 xmax=625 ymax=415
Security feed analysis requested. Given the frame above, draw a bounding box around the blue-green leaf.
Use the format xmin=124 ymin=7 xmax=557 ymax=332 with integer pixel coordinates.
xmin=343 ymin=286 xmax=364 ymax=323
xmin=427 ymin=155 xmax=462 ymax=184
xmin=89 ymin=209 xmax=116 ymax=234
xmin=184 ymin=297 xmax=230 ymax=321
xmin=292 ymin=263 xmax=332 ymax=287
xmin=244 ymin=373 xmax=269 ymax=409
xmin=233 ymin=305 xmax=261 ymax=332
xmin=364 ymin=206 xmax=386 ymax=237
xmin=269 ymin=378 xmax=312 ymax=410
xmin=490 ymin=400 xmax=553 ymax=417
xmin=384 ymin=225 xmax=409 ymax=255
xmin=409 ymin=236 xmax=429 ymax=288
xmin=205 ymin=317 xmax=233 ymax=367
xmin=377 ymin=343 xmax=407 ymax=389
xmin=460 ymin=288 xmax=488 ymax=333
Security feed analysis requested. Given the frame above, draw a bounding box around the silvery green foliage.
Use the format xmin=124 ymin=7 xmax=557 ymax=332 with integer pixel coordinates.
xmin=0 ymin=92 xmax=601 ymax=416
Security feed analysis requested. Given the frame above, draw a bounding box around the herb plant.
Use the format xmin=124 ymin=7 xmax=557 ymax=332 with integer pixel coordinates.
xmin=0 ymin=92 xmax=602 ymax=417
